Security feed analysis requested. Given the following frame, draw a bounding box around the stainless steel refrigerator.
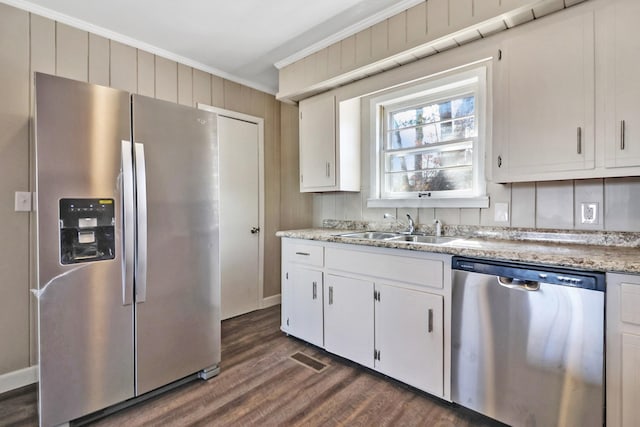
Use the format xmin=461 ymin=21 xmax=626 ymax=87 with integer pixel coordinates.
xmin=34 ymin=72 xmax=221 ymax=427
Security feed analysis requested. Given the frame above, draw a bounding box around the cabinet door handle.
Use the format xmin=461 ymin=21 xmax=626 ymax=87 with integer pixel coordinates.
xmin=328 ymin=286 xmax=333 ymax=305
xmin=621 ymin=120 xmax=626 ymax=150
xmin=312 ymin=281 xmax=317 ymax=300
xmin=497 ymin=155 xmax=502 ymax=168
xmin=577 ymin=127 xmax=582 ymax=154
xmin=428 ymin=309 xmax=433 ymax=333
xmin=326 ymin=162 xmax=331 ymax=177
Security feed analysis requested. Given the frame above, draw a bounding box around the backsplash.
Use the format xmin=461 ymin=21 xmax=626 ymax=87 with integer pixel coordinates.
xmin=312 ymin=177 xmax=640 ymax=233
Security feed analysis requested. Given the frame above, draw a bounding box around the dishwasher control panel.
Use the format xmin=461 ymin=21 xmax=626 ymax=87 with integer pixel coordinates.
xmin=451 ymin=257 xmax=605 ymax=291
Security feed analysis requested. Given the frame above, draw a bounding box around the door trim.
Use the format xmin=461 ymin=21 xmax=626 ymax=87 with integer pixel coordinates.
xmin=196 ymin=104 xmax=266 ymax=309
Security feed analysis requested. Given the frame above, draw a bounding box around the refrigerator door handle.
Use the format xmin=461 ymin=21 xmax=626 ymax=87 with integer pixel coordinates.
xmin=134 ymin=142 xmax=148 ymax=303
xmin=121 ymin=140 xmax=135 ymax=306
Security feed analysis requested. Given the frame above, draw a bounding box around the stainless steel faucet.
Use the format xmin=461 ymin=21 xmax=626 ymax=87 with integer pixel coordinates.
xmin=434 ymin=219 xmax=442 ymax=237
xmin=406 ymin=214 xmax=415 ymax=234
xmin=384 ymin=213 xmax=415 ymax=234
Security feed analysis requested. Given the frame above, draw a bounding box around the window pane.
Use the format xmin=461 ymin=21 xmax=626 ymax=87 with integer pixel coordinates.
xmin=390 ymin=109 xmax=421 ymax=129
xmin=385 ymin=146 xmax=473 ymax=173
xmin=386 ymin=126 xmax=436 ymax=149
xmin=452 ymin=96 xmax=475 ymax=118
xmin=452 ymin=117 xmax=476 ymax=139
xmin=389 ymin=95 xmax=475 ymax=131
xmin=386 ymin=119 xmax=476 ymax=149
xmin=385 ymin=167 xmax=473 ymax=193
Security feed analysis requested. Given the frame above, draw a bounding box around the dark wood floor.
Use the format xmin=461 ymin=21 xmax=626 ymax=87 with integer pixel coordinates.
xmin=0 ymin=305 xmax=500 ymax=426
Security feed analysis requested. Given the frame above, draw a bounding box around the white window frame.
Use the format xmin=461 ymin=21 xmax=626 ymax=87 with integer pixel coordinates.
xmin=367 ymin=65 xmax=490 ymax=209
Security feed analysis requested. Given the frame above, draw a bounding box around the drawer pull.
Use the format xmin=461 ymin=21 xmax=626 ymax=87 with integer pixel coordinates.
xmin=295 ymin=252 xmax=310 ymax=256
xmin=428 ymin=309 xmax=433 ymax=333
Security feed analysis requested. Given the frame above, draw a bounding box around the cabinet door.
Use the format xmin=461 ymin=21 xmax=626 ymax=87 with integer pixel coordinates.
xmin=289 ymin=267 xmax=324 ymax=347
xmin=375 ymin=284 xmax=444 ymax=396
xmin=603 ymin=0 xmax=640 ymax=168
xmin=299 ymin=94 xmax=336 ymax=191
xmin=607 ymin=273 xmax=640 ymax=427
xmin=497 ymin=11 xmax=594 ymax=180
xmin=324 ymin=274 xmax=374 ymax=368
xmin=281 ymin=265 xmax=292 ymax=334
xmin=622 ymin=333 xmax=640 ymax=427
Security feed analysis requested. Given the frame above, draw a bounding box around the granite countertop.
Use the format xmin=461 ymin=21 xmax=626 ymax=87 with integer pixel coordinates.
xmin=276 ymin=226 xmax=640 ymax=274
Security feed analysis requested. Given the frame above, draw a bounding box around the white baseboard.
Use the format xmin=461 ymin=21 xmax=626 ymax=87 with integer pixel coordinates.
xmin=261 ymin=294 xmax=281 ymax=308
xmin=0 ymin=365 xmax=38 ymax=395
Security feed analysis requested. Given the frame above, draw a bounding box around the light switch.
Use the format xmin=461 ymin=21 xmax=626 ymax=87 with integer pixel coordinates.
xmin=494 ymin=202 xmax=509 ymax=223
xmin=15 ymin=191 xmax=32 ymax=212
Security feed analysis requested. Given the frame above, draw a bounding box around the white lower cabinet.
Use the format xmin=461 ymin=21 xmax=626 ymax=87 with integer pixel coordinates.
xmin=606 ymin=272 xmax=640 ymax=427
xmin=374 ymin=283 xmax=444 ymax=396
xmin=281 ymin=239 xmax=325 ymax=347
xmin=281 ymin=239 xmax=451 ymax=400
xmin=324 ymin=274 xmax=374 ymax=368
xmin=288 ymin=267 xmax=324 ymax=347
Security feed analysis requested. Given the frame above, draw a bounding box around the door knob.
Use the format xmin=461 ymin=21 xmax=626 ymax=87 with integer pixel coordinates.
xmin=250 ymin=227 xmax=260 ymax=234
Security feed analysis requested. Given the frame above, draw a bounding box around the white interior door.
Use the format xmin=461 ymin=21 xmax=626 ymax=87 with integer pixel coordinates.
xmin=218 ymin=116 xmax=260 ymax=319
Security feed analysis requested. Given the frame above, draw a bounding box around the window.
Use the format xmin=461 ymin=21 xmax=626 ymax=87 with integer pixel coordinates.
xmin=369 ymin=66 xmax=489 ymax=208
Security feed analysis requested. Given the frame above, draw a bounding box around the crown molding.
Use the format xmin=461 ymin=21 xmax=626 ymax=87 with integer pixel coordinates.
xmin=1 ymin=0 xmax=277 ymax=94
xmin=274 ymin=0 xmax=425 ymax=70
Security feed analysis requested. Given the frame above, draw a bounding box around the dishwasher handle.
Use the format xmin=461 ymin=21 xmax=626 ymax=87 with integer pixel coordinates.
xmin=497 ymin=276 xmax=540 ymax=291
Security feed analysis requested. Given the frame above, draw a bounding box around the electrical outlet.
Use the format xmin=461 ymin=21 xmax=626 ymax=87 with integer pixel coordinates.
xmin=581 ymin=202 xmax=598 ymax=224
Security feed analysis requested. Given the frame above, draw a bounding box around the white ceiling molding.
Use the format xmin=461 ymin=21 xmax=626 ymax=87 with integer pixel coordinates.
xmin=274 ymin=0 xmax=425 ymax=70
xmin=1 ymin=0 xmax=277 ymax=94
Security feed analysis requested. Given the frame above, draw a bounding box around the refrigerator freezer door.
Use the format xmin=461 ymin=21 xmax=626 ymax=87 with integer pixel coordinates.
xmin=34 ymin=73 xmax=135 ymax=426
xmin=132 ymin=95 xmax=220 ymax=395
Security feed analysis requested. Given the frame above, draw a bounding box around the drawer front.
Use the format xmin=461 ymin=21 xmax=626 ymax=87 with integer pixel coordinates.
xmin=325 ymin=247 xmax=443 ymax=289
xmin=284 ymin=241 xmax=324 ymax=267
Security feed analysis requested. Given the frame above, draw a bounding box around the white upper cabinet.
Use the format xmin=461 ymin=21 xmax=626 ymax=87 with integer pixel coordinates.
xmin=299 ymin=93 xmax=336 ymax=190
xmin=493 ymin=8 xmax=595 ymax=182
xmin=492 ymin=0 xmax=640 ymax=183
xmin=602 ymin=0 xmax=640 ymax=169
xmin=299 ymin=93 xmax=360 ymax=192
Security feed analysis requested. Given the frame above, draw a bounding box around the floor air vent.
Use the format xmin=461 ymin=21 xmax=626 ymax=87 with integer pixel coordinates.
xmin=289 ymin=352 xmax=328 ymax=373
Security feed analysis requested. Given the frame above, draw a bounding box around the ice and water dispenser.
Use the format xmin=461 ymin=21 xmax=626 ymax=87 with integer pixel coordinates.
xmin=59 ymin=198 xmax=116 ymax=264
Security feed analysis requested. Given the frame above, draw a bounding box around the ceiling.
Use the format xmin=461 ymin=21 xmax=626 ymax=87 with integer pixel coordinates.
xmin=6 ymin=0 xmax=423 ymax=94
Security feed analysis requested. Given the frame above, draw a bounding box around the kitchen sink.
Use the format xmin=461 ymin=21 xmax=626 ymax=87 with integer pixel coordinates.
xmin=387 ymin=235 xmax=460 ymax=244
xmin=338 ymin=231 xmax=462 ymax=245
xmin=338 ymin=231 xmax=400 ymax=240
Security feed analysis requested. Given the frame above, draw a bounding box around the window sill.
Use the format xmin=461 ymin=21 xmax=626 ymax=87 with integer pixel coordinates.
xmin=367 ymin=196 xmax=489 ymax=209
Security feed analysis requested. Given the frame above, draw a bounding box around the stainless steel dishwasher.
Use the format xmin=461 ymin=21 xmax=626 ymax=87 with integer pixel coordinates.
xmin=451 ymin=256 xmax=605 ymax=427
